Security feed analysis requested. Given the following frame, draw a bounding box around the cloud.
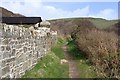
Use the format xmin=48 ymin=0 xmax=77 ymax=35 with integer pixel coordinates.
xmin=32 ymin=5 xmax=117 ymax=20
xmin=89 ymin=9 xmax=118 ymax=20
xmin=1 ymin=1 xmax=42 ymax=16
xmin=37 ymin=5 xmax=90 ymax=20
xmin=1 ymin=1 xmax=117 ymax=20
xmin=1 ymin=1 xmax=90 ymax=20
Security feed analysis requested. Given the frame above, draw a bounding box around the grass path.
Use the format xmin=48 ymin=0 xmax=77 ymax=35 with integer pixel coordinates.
xmin=22 ymin=37 xmax=96 ymax=78
xmin=63 ymin=45 xmax=80 ymax=78
xmin=67 ymin=39 xmax=97 ymax=78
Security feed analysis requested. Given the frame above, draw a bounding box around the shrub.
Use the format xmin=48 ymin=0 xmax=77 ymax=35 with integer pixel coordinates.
xmin=71 ymin=20 xmax=120 ymax=78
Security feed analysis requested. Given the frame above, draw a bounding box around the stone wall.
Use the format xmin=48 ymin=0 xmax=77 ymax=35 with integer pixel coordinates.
xmin=0 ymin=23 xmax=57 ymax=78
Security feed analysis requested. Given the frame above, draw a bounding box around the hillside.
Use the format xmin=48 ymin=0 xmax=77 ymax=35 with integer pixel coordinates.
xmin=0 ymin=7 xmax=25 ymax=17
xmin=49 ymin=18 xmax=118 ymax=36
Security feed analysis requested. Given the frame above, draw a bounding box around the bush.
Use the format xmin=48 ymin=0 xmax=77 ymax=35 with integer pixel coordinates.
xmin=71 ymin=20 xmax=120 ymax=78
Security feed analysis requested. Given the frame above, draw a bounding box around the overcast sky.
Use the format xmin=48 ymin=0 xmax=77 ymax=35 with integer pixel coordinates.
xmin=1 ymin=0 xmax=119 ymax=20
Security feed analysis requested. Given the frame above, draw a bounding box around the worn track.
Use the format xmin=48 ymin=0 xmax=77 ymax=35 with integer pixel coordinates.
xmin=63 ymin=45 xmax=80 ymax=78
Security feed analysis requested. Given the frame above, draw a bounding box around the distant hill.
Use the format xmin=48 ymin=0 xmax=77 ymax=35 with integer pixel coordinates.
xmin=0 ymin=7 xmax=25 ymax=17
xmin=49 ymin=17 xmax=118 ymax=36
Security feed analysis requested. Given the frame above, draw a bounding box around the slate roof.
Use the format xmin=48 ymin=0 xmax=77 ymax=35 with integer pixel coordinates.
xmin=1 ymin=17 xmax=42 ymax=24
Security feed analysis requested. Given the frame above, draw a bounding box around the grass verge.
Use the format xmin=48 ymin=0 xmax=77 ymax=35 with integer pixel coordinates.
xmin=67 ymin=39 xmax=97 ymax=78
xmin=67 ymin=39 xmax=86 ymax=60
xmin=51 ymin=37 xmax=66 ymax=59
xmin=22 ymin=37 xmax=69 ymax=78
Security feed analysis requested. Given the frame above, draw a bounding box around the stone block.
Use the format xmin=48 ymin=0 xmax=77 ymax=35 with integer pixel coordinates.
xmin=6 ymin=46 xmax=11 ymax=51
xmin=1 ymin=46 xmax=5 ymax=51
xmin=2 ymin=66 xmax=10 ymax=76
xmin=23 ymin=47 xmax=27 ymax=53
xmin=11 ymin=49 xmax=16 ymax=56
xmin=3 ymin=51 xmax=9 ymax=59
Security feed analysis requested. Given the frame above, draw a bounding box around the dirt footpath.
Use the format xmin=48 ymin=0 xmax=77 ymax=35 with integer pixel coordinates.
xmin=62 ymin=45 xmax=80 ymax=78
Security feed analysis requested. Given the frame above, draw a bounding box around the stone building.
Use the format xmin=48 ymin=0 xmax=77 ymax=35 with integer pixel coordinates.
xmin=0 ymin=20 xmax=57 ymax=78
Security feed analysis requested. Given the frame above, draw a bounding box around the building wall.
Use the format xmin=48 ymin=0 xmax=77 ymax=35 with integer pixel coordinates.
xmin=0 ymin=23 xmax=57 ymax=78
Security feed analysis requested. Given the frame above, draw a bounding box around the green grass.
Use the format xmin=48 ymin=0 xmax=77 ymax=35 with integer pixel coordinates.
xmin=78 ymin=60 xmax=96 ymax=78
xmin=89 ymin=19 xmax=117 ymax=29
xmin=51 ymin=37 xmax=66 ymax=59
xmin=51 ymin=45 xmax=64 ymax=59
xmin=22 ymin=37 xmax=69 ymax=78
xmin=67 ymin=39 xmax=86 ymax=60
xmin=67 ymin=39 xmax=97 ymax=78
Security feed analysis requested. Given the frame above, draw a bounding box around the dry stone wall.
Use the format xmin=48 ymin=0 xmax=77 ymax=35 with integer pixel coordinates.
xmin=0 ymin=23 xmax=57 ymax=78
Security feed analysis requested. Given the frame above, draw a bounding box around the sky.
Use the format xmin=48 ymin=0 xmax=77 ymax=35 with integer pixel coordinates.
xmin=0 ymin=0 xmax=119 ymax=20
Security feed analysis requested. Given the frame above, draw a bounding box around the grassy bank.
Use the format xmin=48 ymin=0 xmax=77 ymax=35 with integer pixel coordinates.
xmin=22 ymin=37 xmax=69 ymax=78
xmin=67 ymin=39 xmax=97 ymax=78
xmin=51 ymin=37 xmax=66 ymax=59
xmin=67 ymin=39 xmax=86 ymax=60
